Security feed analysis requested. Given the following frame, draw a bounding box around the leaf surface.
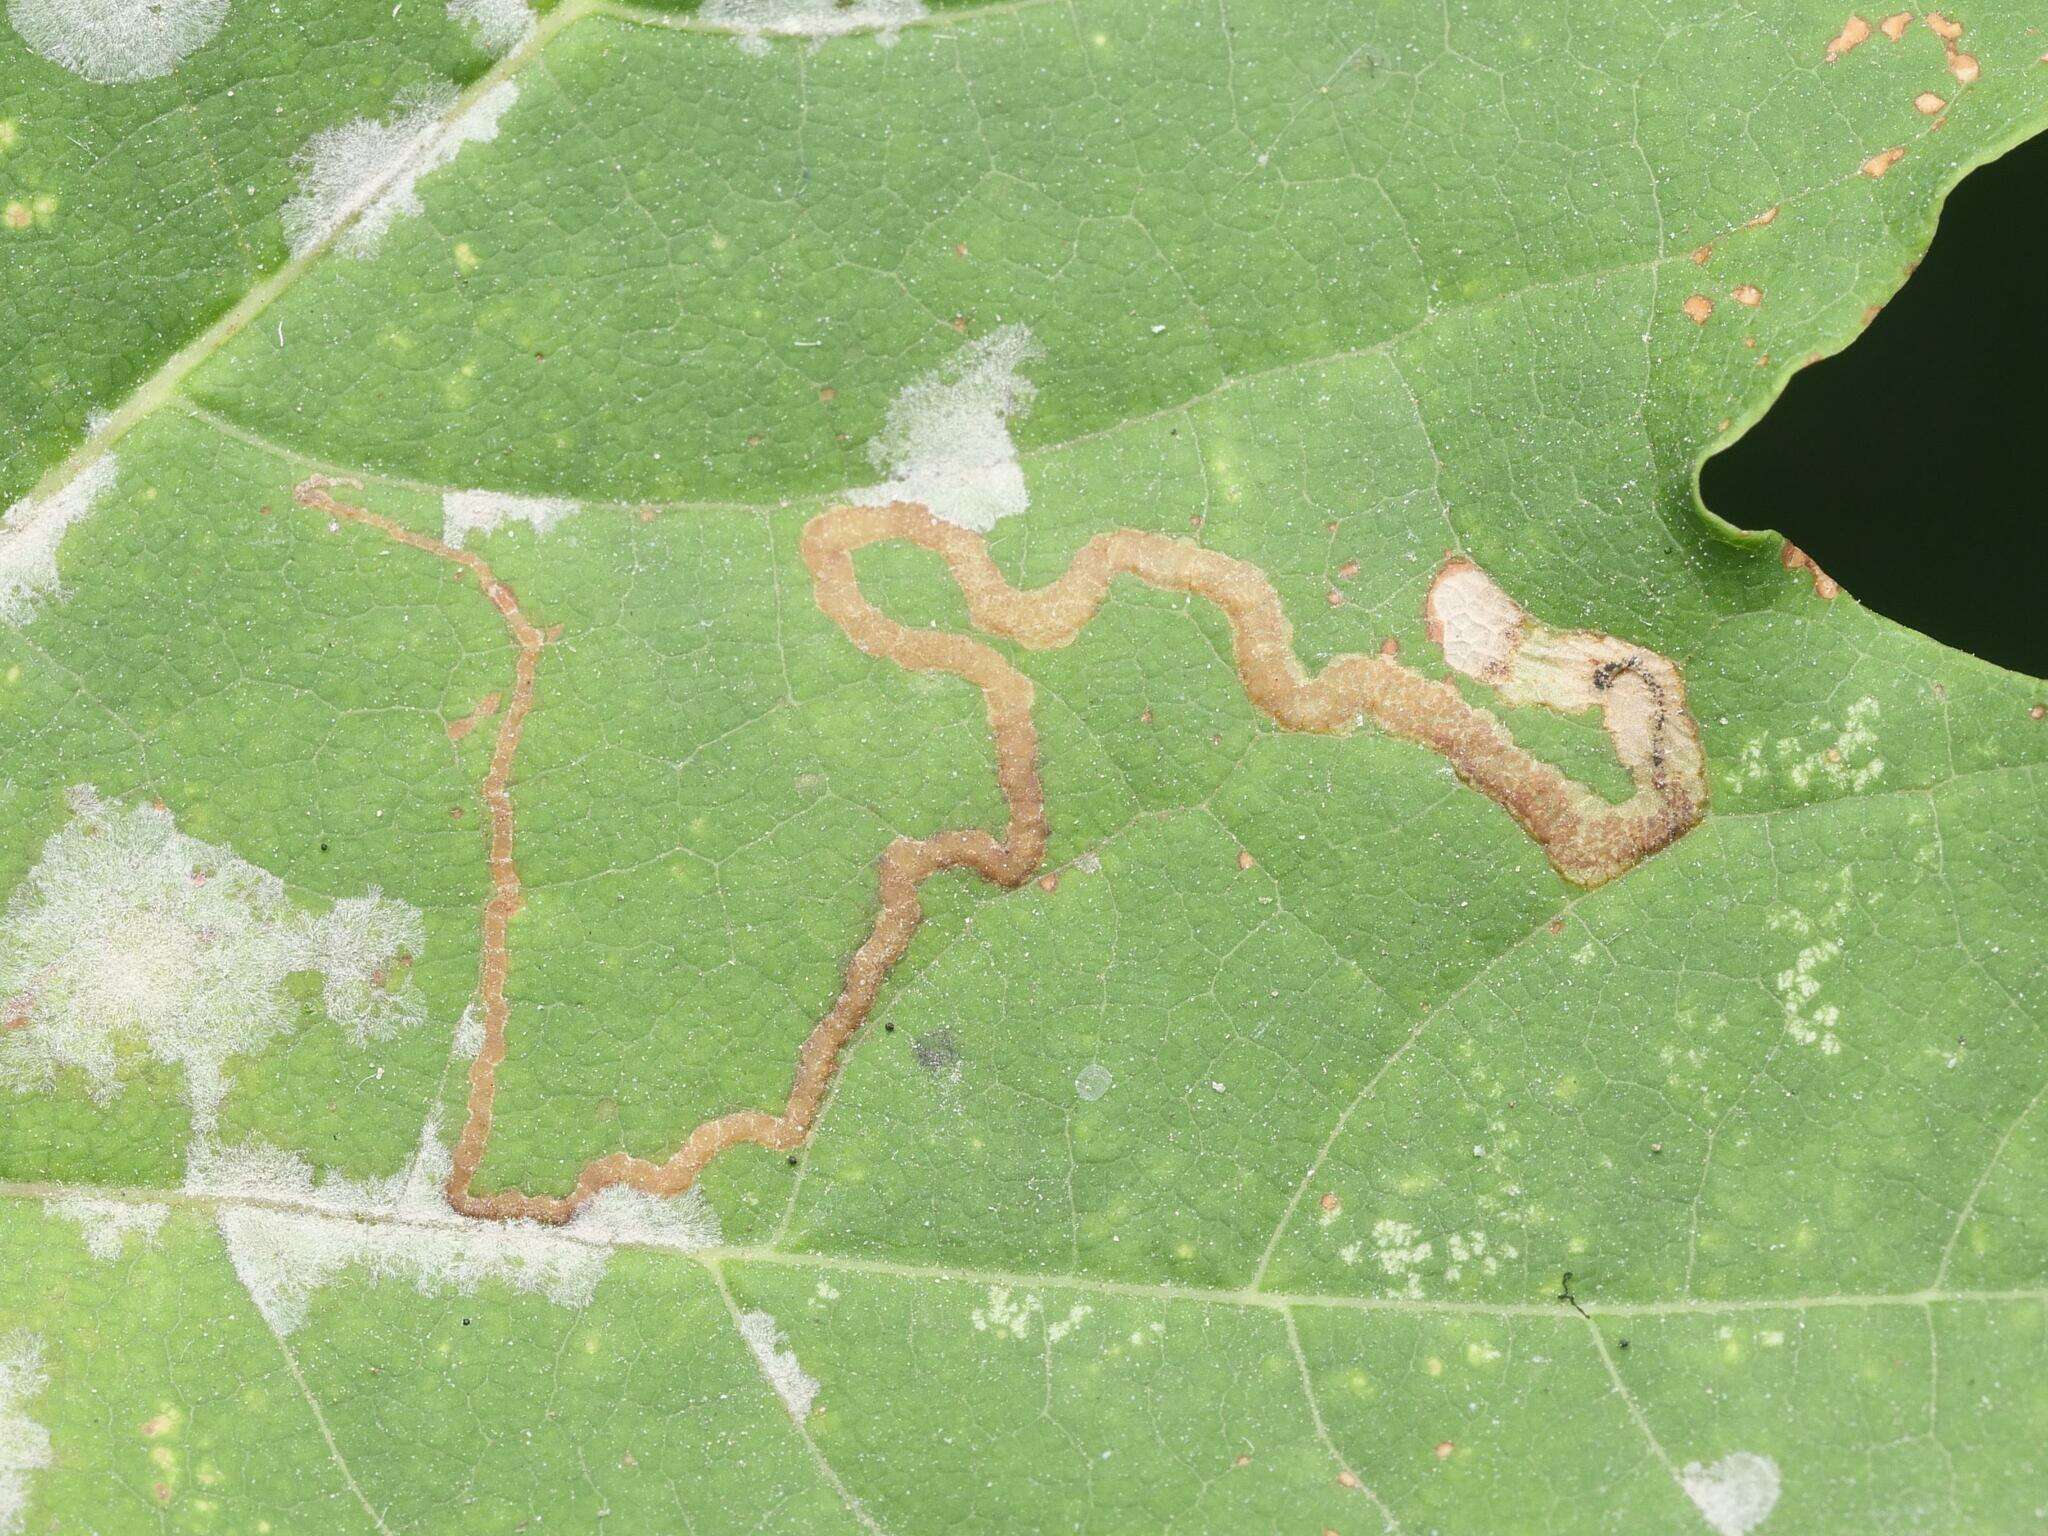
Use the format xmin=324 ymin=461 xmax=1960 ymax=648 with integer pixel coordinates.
xmin=2 ymin=2 xmax=2045 ymax=1532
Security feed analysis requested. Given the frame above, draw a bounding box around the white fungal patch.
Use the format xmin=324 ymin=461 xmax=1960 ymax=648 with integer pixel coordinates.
xmin=969 ymin=1285 xmax=1090 ymax=1344
xmin=0 ymin=786 xmax=427 ymax=1128
xmin=43 ymin=1194 xmax=169 ymax=1260
xmin=282 ymin=80 xmax=517 ymax=261
xmin=7 ymin=0 xmax=226 ymax=84
xmin=446 ymin=0 xmax=532 ymax=52
xmin=0 ymin=454 xmax=117 ymax=627
xmin=1680 ymin=1451 xmax=1781 ymax=1535
xmin=1073 ymin=1063 xmax=1113 ymax=1101
xmin=441 ymin=488 xmax=581 ymax=549
xmin=700 ymin=0 xmax=927 ymax=55
xmin=1768 ymin=883 xmax=1852 ymax=1055
xmin=195 ymin=1121 xmax=715 ymax=1335
xmin=0 ymin=1333 xmax=50 ymax=1536
xmin=736 ymin=1310 xmax=820 ymax=1421
xmin=1369 ymin=1219 xmax=1433 ymax=1299
xmin=847 ymin=324 xmax=1040 ymax=533
xmin=1732 ymin=697 xmax=1884 ymax=795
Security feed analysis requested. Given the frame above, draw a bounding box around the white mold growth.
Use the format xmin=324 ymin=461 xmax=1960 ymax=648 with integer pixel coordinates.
xmin=0 ymin=1334 xmax=50 ymax=1536
xmin=0 ymin=786 xmax=427 ymax=1128
xmin=43 ymin=1194 xmax=169 ymax=1260
xmin=447 ymin=0 xmax=532 ymax=53
xmin=1732 ymin=697 xmax=1884 ymax=796
xmin=0 ymin=454 xmax=117 ymax=628
xmin=441 ymin=488 xmax=581 ymax=549
xmin=1680 ymin=1451 xmax=1781 ymax=1535
xmin=195 ymin=1120 xmax=717 ymax=1335
xmin=7 ymin=0 xmax=226 ymax=84
xmin=969 ymin=1285 xmax=1090 ymax=1345
xmin=1073 ymin=1062 xmax=1113 ymax=1101
xmin=700 ymin=0 xmax=926 ymax=55
xmin=736 ymin=1310 xmax=820 ymax=1421
xmin=281 ymin=80 xmax=517 ymax=261
xmin=566 ymin=1185 xmax=722 ymax=1251
xmin=848 ymin=324 xmax=1040 ymax=533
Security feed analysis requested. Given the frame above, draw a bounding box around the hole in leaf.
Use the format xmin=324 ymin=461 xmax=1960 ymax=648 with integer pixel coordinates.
xmin=1702 ymin=130 xmax=2046 ymax=676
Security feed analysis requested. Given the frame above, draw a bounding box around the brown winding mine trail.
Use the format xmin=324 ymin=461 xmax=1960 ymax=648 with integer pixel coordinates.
xmin=295 ymin=479 xmax=1705 ymax=1225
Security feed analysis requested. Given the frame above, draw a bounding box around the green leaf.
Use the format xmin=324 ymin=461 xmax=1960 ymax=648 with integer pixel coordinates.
xmin=3 ymin=2 xmax=2044 ymax=1532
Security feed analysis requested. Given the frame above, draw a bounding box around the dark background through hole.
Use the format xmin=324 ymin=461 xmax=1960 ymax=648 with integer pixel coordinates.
xmin=1701 ymin=129 xmax=2046 ymax=677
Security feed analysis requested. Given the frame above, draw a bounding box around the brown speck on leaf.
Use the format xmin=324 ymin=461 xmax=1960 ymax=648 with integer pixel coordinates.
xmin=1140 ymin=707 xmax=1154 ymax=724
xmin=1824 ymin=14 xmax=1871 ymax=61
xmin=1682 ymin=294 xmax=1714 ymax=324
xmin=1548 ymin=917 xmax=1566 ymax=935
xmin=1234 ymin=1455 xmax=1253 ymax=1468
xmin=1948 ymin=50 xmax=1978 ymax=83
xmin=1379 ymin=636 xmax=1399 ymax=658
xmin=1915 ymin=90 xmax=1948 ymax=113
xmin=621 ymin=1452 xmax=638 ymax=1468
xmin=1189 ymin=514 xmax=1205 ymax=530
xmin=153 ymin=1484 xmax=171 ymax=1505
xmin=818 ymin=386 xmax=837 ymax=403
xmin=745 ymin=433 xmax=763 ymax=448
xmin=450 ymin=806 xmax=465 ymax=820
xmin=1925 ymin=11 xmax=1961 ymax=41
xmin=1327 ymin=589 xmax=1345 ymax=607
xmin=951 ymin=242 xmax=969 ymax=258
xmin=140 ymin=1414 xmax=173 ymax=1438
xmin=1732 ymin=283 xmax=1763 ymax=307
xmin=1755 ymin=353 xmax=1771 ymax=367
xmin=1320 ymin=1192 xmax=1342 ymax=1214
xmin=1691 ymin=244 xmax=1713 ymax=266
xmin=1781 ymin=541 xmax=1842 ymax=599
xmin=1746 ymin=205 xmax=1780 ymax=228
xmin=1338 ymin=1470 xmax=1363 ymax=1490
xmin=1742 ymin=336 xmax=1757 ymax=349
xmin=1435 ymin=1440 xmax=1456 ymax=1460
xmin=1719 ymin=416 xmax=1733 ymax=430
xmin=1237 ymin=849 xmax=1255 ymax=871
xmin=1038 ymin=873 xmax=1058 ymax=893
xmin=1879 ymin=10 xmax=1911 ymax=40
xmin=2029 ymin=704 xmax=2045 ymax=720
xmin=950 ymin=314 xmax=969 ymax=334
xmin=1337 ymin=560 xmax=1360 ymax=579
xmin=637 ymin=504 xmax=657 ymax=523
xmin=1861 ymin=146 xmax=1906 ymax=177
xmin=1862 ymin=303 xmax=1884 ymax=325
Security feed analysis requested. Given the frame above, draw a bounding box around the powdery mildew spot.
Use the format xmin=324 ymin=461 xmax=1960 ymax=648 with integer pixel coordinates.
xmin=736 ymin=1310 xmax=819 ymax=1421
xmin=1073 ymin=1063 xmax=1113 ymax=1101
xmin=199 ymin=1122 xmax=719 ymax=1335
xmin=1731 ymin=697 xmax=1883 ymax=796
xmin=442 ymin=488 xmax=581 ymax=549
xmin=0 ymin=787 xmax=427 ymax=1128
xmin=1681 ymin=1451 xmax=1782 ymax=1535
xmin=970 ymin=1285 xmax=1091 ymax=1344
xmin=446 ymin=0 xmax=532 ymax=53
xmin=7 ymin=0 xmax=226 ymax=84
xmin=847 ymin=325 xmax=1040 ymax=533
xmin=281 ymin=80 xmax=517 ymax=261
xmin=42 ymin=1194 xmax=169 ymax=1260
xmin=1768 ymin=882 xmax=1852 ymax=1054
xmin=0 ymin=454 xmax=116 ymax=627
xmin=700 ymin=0 xmax=927 ymax=55
xmin=0 ymin=1334 xmax=50 ymax=1536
